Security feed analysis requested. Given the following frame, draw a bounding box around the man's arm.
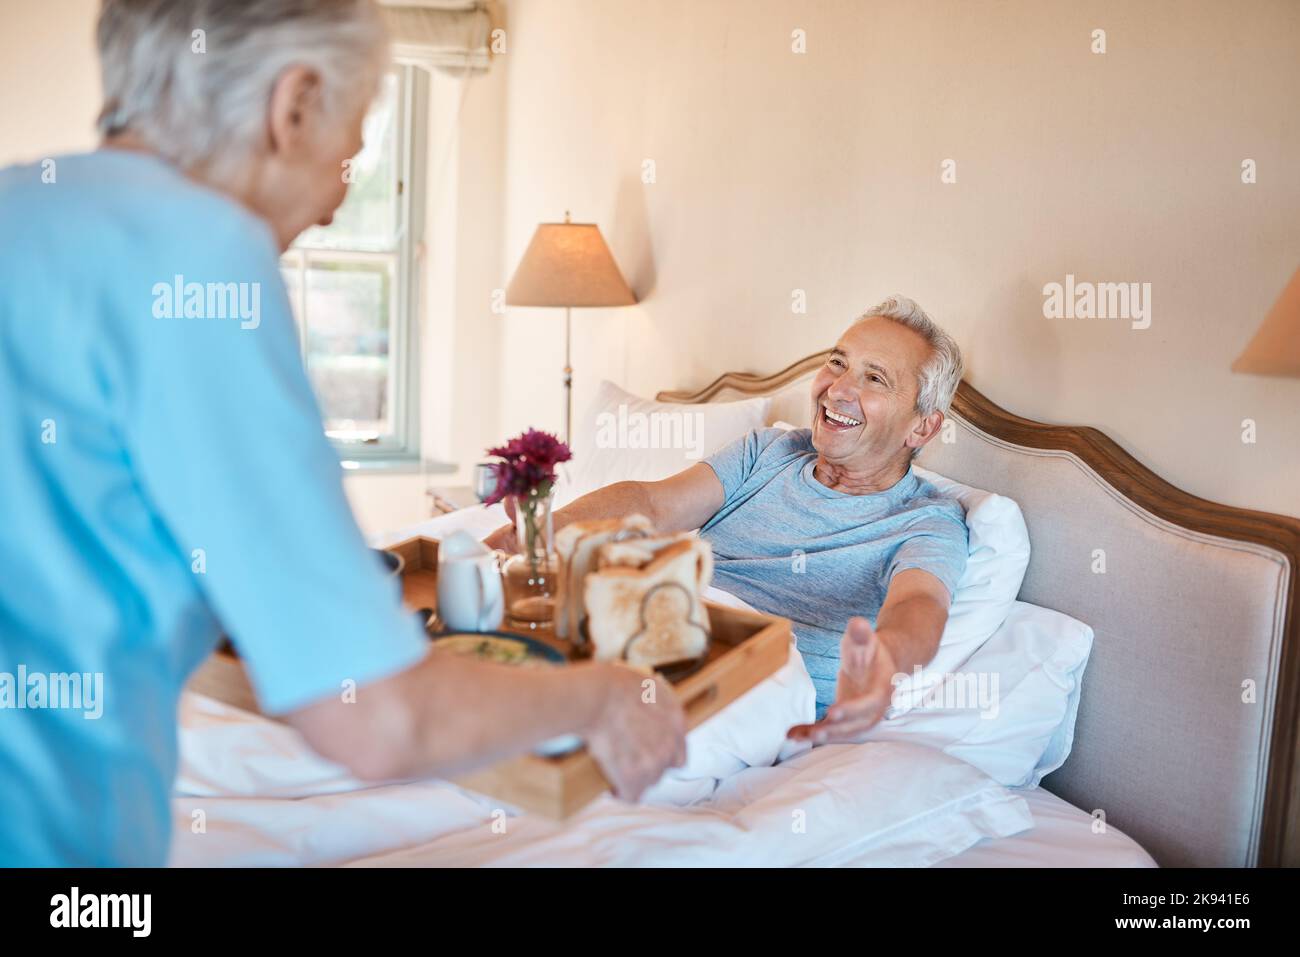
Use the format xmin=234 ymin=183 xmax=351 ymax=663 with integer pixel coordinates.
xmin=485 ymin=463 xmax=725 ymax=552
xmin=788 ymin=568 xmax=951 ymax=744
xmin=869 ymin=567 xmax=952 ymax=676
xmin=284 ymin=654 xmax=686 ymax=800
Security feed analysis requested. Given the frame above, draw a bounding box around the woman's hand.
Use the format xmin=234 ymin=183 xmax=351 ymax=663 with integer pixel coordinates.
xmin=584 ymin=664 xmax=687 ymax=801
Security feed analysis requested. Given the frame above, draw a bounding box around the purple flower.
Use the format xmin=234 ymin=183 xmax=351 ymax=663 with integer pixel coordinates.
xmin=482 ymin=429 xmax=572 ymax=506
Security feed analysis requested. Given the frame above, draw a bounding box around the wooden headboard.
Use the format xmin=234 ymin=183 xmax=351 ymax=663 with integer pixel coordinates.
xmin=660 ymin=351 xmax=1300 ymax=867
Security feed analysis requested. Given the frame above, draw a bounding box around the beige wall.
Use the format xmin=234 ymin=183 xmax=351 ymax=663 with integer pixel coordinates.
xmin=497 ymin=0 xmax=1300 ymax=518
xmin=5 ymin=0 xmax=1297 ymax=529
xmin=0 ymin=0 xmax=100 ymax=163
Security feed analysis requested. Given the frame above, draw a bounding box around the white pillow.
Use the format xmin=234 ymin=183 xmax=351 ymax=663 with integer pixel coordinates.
xmin=766 ymin=380 xmax=814 ymax=428
xmin=863 ymin=600 xmax=1093 ymax=788
xmin=559 ymin=380 xmax=771 ymax=505
xmin=707 ymin=740 xmax=1033 ymax=867
xmin=887 ymin=465 xmax=1032 ymax=716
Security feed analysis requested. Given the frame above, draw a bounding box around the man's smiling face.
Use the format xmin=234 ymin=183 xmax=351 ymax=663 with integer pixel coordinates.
xmin=809 ymin=316 xmax=934 ymax=472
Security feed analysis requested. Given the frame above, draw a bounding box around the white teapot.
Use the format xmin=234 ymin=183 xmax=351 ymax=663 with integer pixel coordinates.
xmin=436 ymin=531 xmax=505 ymax=632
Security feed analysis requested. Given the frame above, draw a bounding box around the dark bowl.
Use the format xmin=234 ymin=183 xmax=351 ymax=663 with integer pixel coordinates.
xmin=430 ymin=630 xmax=568 ymax=665
xmin=373 ymin=548 xmax=405 ymax=579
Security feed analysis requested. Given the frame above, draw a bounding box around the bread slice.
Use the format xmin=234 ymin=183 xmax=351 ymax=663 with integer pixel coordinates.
xmin=597 ymin=533 xmax=715 ymax=594
xmin=583 ymin=537 xmax=713 ymax=668
xmin=554 ymin=515 xmax=653 ymax=641
xmin=598 ymin=532 xmax=695 ymax=568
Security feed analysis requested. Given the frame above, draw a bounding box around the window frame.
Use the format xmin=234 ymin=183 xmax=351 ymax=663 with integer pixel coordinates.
xmin=281 ymin=63 xmax=428 ymax=469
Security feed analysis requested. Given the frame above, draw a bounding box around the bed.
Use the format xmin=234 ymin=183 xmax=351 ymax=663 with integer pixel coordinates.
xmin=173 ymin=353 xmax=1300 ymax=868
xmin=658 ymin=352 xmax=1300 ymax=867
xmin=169 ymin=687 xmax=1155 ymax=867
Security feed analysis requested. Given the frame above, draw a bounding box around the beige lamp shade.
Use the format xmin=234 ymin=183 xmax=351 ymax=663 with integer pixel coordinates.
xmin=505 ymin=221 xmax=637 ymax=308
xmin=1233 ymin=267 xmax=1300 ymax=377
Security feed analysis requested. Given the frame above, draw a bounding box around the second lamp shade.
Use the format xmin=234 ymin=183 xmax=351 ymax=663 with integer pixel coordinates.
xmin=1232 ymin=266 xmax=1300 ymax=378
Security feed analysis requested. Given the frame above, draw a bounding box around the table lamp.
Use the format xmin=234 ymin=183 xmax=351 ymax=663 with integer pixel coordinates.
xmin=1233 ymin=266 xmax=1300 ymax=377
xmin=505 ymin=212 xmax=637 ymax=442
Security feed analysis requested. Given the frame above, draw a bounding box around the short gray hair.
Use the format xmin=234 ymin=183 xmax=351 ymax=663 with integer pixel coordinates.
xmin=96 ymin=0 xmax=388 ymax=178
xmin=858 ymin=295 xmax=963 ymax=419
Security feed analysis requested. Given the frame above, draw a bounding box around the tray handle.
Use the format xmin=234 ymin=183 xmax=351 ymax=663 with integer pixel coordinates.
xmin=679 ymin=680 xmax=720 ymax=725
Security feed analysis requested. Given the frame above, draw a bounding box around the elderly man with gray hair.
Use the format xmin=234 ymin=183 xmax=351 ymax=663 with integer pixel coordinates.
xmin=0 ymin=0 xmax=685 ymax=866
xmin=487 ymin=297 xmax=969 ymax=742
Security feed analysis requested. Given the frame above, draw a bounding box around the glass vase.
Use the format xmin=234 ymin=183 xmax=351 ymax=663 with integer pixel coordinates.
xmin=502 ymin=488 xmax=558 ymax=629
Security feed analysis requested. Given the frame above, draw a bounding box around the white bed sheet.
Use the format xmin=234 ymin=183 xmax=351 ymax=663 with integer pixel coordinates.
xmin=932 ymin=786 xmax=1154 ymax=867
xmin=168 ymin=690 xmax=1153 ymax=868
xmin=169 ymin=691 xmax=1037 ymax=867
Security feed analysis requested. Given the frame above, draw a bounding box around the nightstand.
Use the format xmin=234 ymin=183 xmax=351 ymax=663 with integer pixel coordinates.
xmin=425 ymin=485 xmax=480 ymax=515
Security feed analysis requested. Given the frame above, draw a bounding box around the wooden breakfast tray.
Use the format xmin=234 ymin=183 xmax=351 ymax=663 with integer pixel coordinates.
xmin=186 ymin=535 xmax=792 ymax=819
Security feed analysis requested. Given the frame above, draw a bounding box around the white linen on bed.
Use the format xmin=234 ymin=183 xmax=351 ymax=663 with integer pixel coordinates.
xmin=863 ymin=600 xmax=1094 ymax=788
xmin=343 ymin=743 xmax=1031 ymax=867
xmin=177 ymin=691 xmax=360 ymax=799
xmin=934 ymin=786 xmax=1156 ymax=868
xmin=171 ymin=684 xmax=1155 ymax=867
xmin=171 ymin=570 xmax=1027 ymax=866
xmin=170 ymin=692 xmax=1032 ymax=867
xmin=641 ymin=632 xmax=816 ymax=807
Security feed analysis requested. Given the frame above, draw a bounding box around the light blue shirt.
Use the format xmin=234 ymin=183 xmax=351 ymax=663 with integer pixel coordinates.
xmin=702 ymin=428 xmax=968 ymax=717
xmin=0 ymin=151 xmax=428 ymax=865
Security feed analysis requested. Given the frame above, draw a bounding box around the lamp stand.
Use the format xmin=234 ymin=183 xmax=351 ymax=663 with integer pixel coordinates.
xmin=562 ymin=305 xmax=572 ymax=445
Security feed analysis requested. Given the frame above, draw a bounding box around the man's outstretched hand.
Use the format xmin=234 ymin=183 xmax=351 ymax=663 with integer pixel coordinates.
xmin=787 ymin=616 xmax=896 ymax=745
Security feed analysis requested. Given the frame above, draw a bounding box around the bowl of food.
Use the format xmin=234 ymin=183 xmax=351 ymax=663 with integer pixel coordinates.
xmin=431 ymin=632 xmax=565 ymax=667
xmin=372 ymin=548 xmax=405 ymax=579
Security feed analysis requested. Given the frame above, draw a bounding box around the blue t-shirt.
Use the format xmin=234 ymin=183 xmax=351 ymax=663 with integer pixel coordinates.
xmin=701 ymin=428 xmax=968 ymax=716
xmin=0 ymin=151 xmax=428 ymax=865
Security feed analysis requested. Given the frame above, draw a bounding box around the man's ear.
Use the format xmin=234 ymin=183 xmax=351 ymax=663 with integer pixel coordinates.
xmin=904 ymin=410 xmax=944 ymax=453
xmin=266 ymin=65 xmax=322 ymax=157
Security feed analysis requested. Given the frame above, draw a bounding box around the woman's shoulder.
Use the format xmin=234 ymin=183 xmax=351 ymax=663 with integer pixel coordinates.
xmin=2 ymin=151 xmax=275 ymax=259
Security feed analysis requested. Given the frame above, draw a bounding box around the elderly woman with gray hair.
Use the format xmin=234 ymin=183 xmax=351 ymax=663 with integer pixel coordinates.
xmin=0 ymin=0 xmax=684 ymax=866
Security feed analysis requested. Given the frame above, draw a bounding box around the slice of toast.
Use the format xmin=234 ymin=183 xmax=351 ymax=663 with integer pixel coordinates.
xmin=584 ymin=537 xmax=713 ymax=668
xmin=554 ymin=515 xmax=653 ymax=641
xmin=598 ymin=532 xmax=695 ymax=567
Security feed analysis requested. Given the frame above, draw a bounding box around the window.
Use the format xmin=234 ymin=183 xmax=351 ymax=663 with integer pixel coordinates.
xmin=281 ymin=64 xmax=427 ymax=466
